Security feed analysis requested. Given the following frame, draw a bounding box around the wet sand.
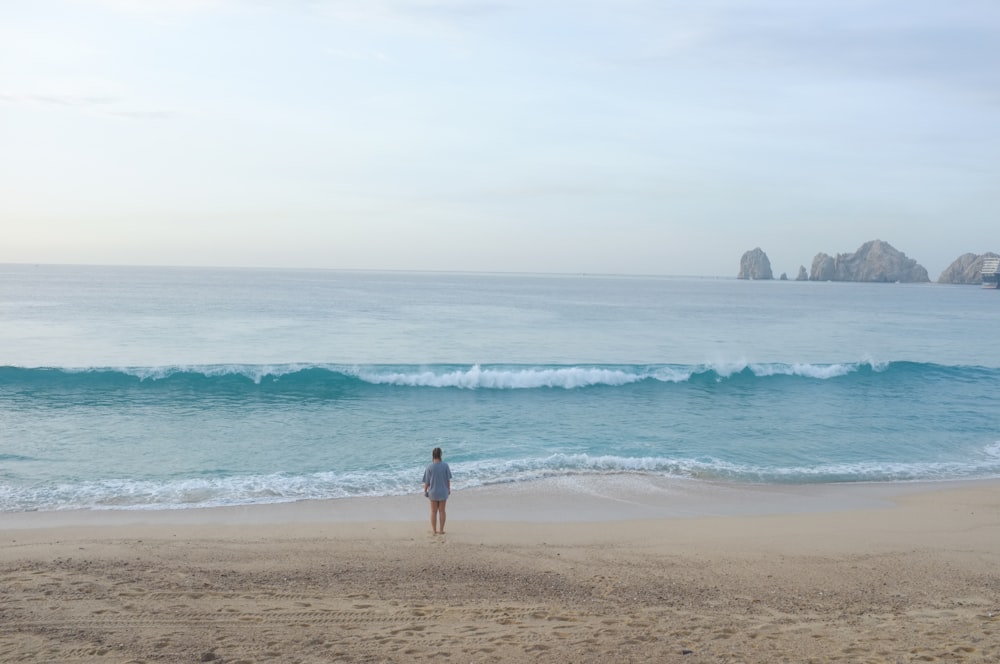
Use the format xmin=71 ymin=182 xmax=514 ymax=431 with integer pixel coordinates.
xmin=2 ymin=478 xmax=998 ymax=663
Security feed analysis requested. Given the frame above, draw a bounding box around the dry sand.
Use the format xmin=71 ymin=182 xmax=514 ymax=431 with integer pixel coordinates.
xmin=1 ymin=477 xmax=998 ymax=663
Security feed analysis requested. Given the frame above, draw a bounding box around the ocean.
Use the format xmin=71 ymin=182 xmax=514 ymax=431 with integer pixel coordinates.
xmin=2 ymin=263 xmax=1000 ymax=512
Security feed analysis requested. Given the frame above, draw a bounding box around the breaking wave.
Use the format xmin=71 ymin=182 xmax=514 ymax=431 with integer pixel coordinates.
xmin=0 ymin=360 xmax=982 ymax=395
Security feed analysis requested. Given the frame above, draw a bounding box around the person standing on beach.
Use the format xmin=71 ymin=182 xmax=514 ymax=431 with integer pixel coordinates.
xmin=423 ymin=447 xmax=452 ymax=534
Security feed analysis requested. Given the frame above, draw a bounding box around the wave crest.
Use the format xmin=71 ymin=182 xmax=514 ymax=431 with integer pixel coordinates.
xmin=354 ymin=364 xmax=644 ymax=389
xmin=0 ymin=360 xmax=983 ymax=393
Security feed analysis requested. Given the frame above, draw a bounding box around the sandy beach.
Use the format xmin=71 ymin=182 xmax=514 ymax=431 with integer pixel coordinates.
xmin=2 ymin=477 xmax=998 ymax=663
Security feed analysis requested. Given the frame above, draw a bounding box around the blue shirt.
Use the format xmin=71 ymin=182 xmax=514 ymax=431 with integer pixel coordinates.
xmin=423 ymin=461 xmax=452 ymax=501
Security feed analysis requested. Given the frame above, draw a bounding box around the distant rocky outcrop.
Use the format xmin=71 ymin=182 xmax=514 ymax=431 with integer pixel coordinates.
xmin=938 ymin=252 xmax=999 ymax=284
xmin=737 ymin=247 xmax=773 ymax=280
xmin=795 ymin=266 xmax=809 ymax=281
xmin=809 ymin=240 xmax=929 ymax=283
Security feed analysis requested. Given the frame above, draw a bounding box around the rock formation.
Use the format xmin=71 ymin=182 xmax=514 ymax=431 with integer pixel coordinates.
xmin=737 ymin=247 xmax=773 ymax=280
xmin=808 ymin=240 xmax=929 ymax=283
xmin=810 ymin=253 xmax=837 ymax=281
xmin=795 ymin=266 xmax=809 ymax=281
xmin=938 ymin=252 xmax=999 ymax=284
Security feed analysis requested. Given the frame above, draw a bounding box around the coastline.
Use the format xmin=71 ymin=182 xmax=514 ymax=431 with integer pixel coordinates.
xmin=3 ymin=478 xmax=998 ymax=662
xmin=0 ymin=474 xmax=994 ymax=530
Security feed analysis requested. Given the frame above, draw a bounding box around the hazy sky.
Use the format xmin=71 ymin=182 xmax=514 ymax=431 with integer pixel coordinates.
xmin=2 ymin=0 xmax=998 ymax=277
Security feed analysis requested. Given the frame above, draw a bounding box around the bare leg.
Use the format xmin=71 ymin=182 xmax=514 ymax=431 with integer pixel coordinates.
xmin=429 ymin=501 xmax=441 ymax=534
xmin=438 ymin=501 xmax=446 ymax=534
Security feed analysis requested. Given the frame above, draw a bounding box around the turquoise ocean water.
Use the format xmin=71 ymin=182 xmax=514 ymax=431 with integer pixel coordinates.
xmin=2 ymin=264 xmax=1000 ymax=512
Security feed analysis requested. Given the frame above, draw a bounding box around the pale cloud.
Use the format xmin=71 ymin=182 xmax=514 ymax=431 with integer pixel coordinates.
xmin=0 ymin=90 xmax=176 ymax=121
xmin=305 ymin=0 xmax=514 ymax=22
xmin=107 ymin=109 xmax=179 ymax=120
xmin=69 ymin=0 xmax=231 ymax=16
xmin=323 ymin=46 xmax=392 ymax=62
xmin=1 ymin=93 xmax=119 ymax=107
xmin=597 ymin=0 xmax=1000 ymax=100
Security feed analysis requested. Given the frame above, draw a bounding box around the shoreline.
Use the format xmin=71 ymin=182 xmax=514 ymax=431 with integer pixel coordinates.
xmin=3 ymin=477 xmax=998 ymax=662
xmin=1 ymin=474 xmax=995 ymax=531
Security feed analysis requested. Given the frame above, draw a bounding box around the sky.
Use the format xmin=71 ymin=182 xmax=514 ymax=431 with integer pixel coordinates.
xmin=2 ymin=0 xmax=999 ymax=278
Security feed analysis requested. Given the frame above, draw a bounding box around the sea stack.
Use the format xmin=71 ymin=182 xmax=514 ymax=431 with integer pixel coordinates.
xmin=737 ymin=247 xmax=774 ymax=280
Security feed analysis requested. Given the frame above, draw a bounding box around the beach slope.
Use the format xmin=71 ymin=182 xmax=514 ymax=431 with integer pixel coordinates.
xmin=2 ymin=480 xmax=998 ymax=663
